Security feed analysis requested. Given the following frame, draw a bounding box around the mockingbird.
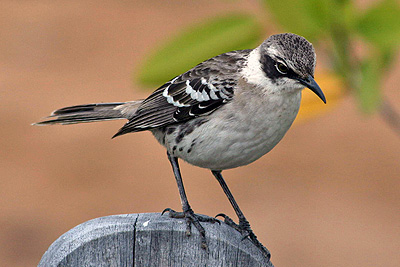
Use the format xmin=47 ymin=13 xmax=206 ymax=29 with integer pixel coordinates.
xmin=35 ymin=33 xmax=326 ymax=259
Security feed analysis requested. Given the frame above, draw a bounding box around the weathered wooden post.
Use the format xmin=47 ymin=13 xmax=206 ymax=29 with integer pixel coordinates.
xmin=38 ymin=213 xmax=274 ymax=266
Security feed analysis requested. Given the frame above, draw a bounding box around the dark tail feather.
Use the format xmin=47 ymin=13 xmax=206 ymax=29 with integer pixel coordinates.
xmin=34 ymin=102 xmax=140 ymax=126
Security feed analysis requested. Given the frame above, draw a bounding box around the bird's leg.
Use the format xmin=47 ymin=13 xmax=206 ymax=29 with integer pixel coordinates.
xmin=162 ymin=152 xmax=218 ymax=249
xmin=212 ymin=170 xmax=271 ymax=259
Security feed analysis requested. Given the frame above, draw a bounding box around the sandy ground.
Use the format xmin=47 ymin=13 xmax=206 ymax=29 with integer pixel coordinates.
xmin=1 ymin=1 xmax=399 ymax=266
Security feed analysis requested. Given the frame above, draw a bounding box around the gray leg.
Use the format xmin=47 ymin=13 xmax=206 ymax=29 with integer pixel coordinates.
xmin=162 ymin=152 xmax=218 ymax=249
xmin=212 ymin=170 xmax=271 ymax=260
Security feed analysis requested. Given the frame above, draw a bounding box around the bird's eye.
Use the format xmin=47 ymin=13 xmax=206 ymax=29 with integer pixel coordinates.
xmin=276 ymin=62 xmax=289 ymax=74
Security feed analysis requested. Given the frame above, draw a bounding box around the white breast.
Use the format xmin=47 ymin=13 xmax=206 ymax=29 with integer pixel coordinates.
xmin=160 ymin=88 xmax=302 ymax=171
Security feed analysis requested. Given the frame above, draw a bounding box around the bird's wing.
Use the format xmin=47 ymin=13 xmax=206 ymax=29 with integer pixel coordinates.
xmin=113 ymin=49 xmax=251 ymax=137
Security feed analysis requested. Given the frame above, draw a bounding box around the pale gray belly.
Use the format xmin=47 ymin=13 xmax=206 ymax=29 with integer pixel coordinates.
xmin=152 ymin=95 xmax=301 ymax=170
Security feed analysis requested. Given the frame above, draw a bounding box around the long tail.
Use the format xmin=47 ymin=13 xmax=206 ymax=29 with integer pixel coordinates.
xmin=34 ymin=101 xmax=142 ymax=125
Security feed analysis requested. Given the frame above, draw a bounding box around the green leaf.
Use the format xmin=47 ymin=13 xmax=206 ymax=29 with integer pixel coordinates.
xmin=357 ymin=58 xmax=382 ymax=114
xmin=136 ymin=14 xmax=263 ymax=87
xmin=262 ymin=0 xmax=335 ymax=40
xmin=381 ymin=48 xmax=396 ymax=70
xmin=356 ymin=0 xmax=400 ymax=50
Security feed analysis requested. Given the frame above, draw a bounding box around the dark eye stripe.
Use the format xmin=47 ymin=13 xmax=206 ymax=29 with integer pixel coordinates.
xmin=260 ymin=54 xmax=282 ymax=81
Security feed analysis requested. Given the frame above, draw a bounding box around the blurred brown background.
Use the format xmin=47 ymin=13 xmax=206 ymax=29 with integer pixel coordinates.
xmin=1 ymin=1 xmax=399 ymax=266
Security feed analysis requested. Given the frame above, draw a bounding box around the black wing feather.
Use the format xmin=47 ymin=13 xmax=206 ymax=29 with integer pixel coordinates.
xmin=113 ymin=49 xmax=251 ymax=137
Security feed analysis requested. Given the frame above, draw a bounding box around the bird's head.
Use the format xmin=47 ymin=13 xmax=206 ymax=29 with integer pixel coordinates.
xmin=244 ymin=33 xmax=326 ymax=103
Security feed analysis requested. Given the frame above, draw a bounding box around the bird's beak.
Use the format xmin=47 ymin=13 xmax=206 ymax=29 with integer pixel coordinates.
xmin=298 ymin=75 xmax=326 ymax=104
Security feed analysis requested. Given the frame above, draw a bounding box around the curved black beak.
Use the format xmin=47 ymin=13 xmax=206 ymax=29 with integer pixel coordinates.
xmin=298 ymin=75 xmax=326 ymax=104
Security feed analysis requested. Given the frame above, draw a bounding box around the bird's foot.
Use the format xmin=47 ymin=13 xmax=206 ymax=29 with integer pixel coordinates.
xmin=216 ymin=213 xmax=271 ymax=260
xmin=162 ymin=208 xmax=219 ymax=249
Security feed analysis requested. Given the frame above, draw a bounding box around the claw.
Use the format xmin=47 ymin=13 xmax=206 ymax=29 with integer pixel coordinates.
xmin=161 ymin=208 xmax=186 ymax=218
xmin=215 ymin=213 xmax=226 ymax=219
xmin=215 ymin=213 xmax=271 ymax=260
xmin=215 ymin=213 xmax=241 ymax=232
xmin=161 ymin=208 xmax=172 ymax=216
xmin=161 ymin=208 xmax=221 ymax=251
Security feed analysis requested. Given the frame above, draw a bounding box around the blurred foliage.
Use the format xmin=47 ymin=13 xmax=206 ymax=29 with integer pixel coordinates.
xmin=137 ymin=14 xmax=263 ymax=85
xmin=296 ymin=72 xmax=345 ymax=123
xmin=136 ymin=0 xmax=400 ymax=115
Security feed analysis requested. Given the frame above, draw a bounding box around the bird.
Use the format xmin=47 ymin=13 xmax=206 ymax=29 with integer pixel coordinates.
xmin=35 ymin=32 xmax=326 ymax=260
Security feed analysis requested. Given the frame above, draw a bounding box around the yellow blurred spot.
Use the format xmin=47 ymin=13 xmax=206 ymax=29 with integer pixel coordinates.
xmin=296 ymin=71 xmax=346 ymax=123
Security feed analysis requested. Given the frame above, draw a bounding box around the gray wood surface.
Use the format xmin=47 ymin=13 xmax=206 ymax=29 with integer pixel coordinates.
xmin=38 ymin=213 xmax=274 ymax=267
